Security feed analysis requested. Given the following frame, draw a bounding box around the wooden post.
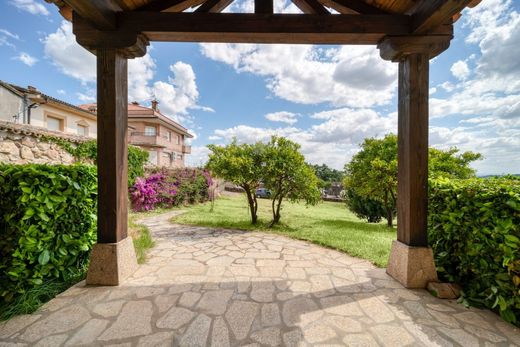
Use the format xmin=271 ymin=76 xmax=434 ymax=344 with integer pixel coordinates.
xmin=397 ymin=53 xmax=429 ymax=247
xmin=97 ymin=48 xmax=129 ymax=243
xmin=378 ymin=38 xmax=446 ymax=288
xmin=86 ymin=48 xmax=138 ymax=286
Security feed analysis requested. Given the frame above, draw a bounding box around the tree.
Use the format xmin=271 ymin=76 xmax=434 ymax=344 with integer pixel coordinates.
xmin=344 ymin=134 xmax=398 ymax=227
xmin=310 ymin=164 xmax=344 ymax=189
xmin=343 ymin=187 xmax=386 ymax=223
xmin=206 ymin=140 xmax=265 ymax=224
xmin=263 ymin=137 xmax=321 ymax=225
xmin=343 ymin=134 xmax=482 ymax=227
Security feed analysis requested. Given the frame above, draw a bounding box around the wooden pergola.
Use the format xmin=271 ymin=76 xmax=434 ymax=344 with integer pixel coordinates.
xmin=49 ymin=0 xmax=480 ymax=288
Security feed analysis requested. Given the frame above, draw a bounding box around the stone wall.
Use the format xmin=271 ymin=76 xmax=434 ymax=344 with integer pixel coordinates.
xmin=0 ymin=120 xmax=89 ymax=165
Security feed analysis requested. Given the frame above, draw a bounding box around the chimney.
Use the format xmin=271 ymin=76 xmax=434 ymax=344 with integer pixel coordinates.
xmin=151 ymin=99 xmax=158 ymax=111
xmin=131 ymin=101 xmax=139 ymax=105
xmin=27 ymin=85 xmax=38 ymax=92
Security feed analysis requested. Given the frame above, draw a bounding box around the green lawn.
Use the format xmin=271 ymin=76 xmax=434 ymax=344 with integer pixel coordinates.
xmin=173 ymin=194 xmax=396 ymax=267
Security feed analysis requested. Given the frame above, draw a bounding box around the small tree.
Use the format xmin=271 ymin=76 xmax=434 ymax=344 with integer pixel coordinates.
xmin=263 ymin=137 xmax=321 ymax=225
xmin=344 ymin=134 xmax=483 ymax=227
xmin=206 ymin=140 xmax=265 ymax=224
xmin=343 ymin=187 xmax=386 ymax=223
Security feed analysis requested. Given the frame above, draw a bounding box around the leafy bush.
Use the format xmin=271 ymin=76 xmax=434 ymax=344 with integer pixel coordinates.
xmin=49 ymin=137 xmax=148 ymax=186
xmin=343 ymin=188 xmax=386 ymax=223
xmin=0 ymin=164 xmax=97 ymax=303
xmin=429 ymin=178 xmax=520 ymax=325
xmin=130 ymin=168 xmax=212 ymax=212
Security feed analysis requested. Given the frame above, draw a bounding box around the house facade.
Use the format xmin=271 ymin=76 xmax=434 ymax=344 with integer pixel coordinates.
xmin=0 ymin=81 xmax=97 ymax=138
xmin=81 ymin=101 xmax=192 ymax=168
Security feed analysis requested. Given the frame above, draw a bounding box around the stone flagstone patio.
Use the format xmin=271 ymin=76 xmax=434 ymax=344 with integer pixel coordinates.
xmin=1 ymin=211 xmax=519 ymax=346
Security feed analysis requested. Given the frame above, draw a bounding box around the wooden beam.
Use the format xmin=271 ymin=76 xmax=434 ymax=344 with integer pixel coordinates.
xmin=63 ymin=0 xmax=120 ymax=29
xmin=96 ymin=48 xmax=129 ymax=244
xmin=378 ymin=34 xmax=451 ymax=62
xmin=411 ymin=0 xmax=473 ymax=34
xmin=397 ymin=52 xmax=429 ymax=247
xmin=319 ymin=0 xmax=387 ymax=14
xmin=137 ymin=0 xmax=206 ymax=12
xmin=255 ymin=0 xmax=273 ymax=14
xmin=103 ymin=12 xmax=410 ymax=44
xmin=291 ymin=0 xmax=330 ymax=14
xmin=195 ymin=0 xmax=235 ymax=13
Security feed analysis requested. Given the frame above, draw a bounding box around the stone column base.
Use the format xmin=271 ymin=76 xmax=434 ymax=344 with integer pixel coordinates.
xmin=386 ymin=240 xmax=438 ymax=288
xmin=86 ymin=237 xmax=138 ymax=286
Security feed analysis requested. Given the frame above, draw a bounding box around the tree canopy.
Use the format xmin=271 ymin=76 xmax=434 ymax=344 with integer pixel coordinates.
xmin=343 ymin=134 xmax=482 ymax=227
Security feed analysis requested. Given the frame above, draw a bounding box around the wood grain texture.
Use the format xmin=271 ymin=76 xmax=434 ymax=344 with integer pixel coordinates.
xmin=96 ymin=48 xmax=129 ymax=244
xmin=291 ymin=0 xmax=330 ymax=14
xmin=255 ymin=0 xmax=273 ymax=14
xmin=195 ymin=0 xmax=234 ymax=13
xmin=378 ymin=34 xmax=452 ymax=61
xmin=319 ymin=0 xmax=387 ymax=14
xmin=63 ymin=0 xmax=120 ymax=29
xmin=137 ymin=0 xmax=205 ymax=11
xmin=410 ymin=0 xmax=473 ymax=34
xmin=397 ymin=53 xmax=429 ymax=247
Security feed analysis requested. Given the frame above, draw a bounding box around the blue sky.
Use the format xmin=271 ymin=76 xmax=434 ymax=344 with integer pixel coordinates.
xmin=1 ymin=0 xmax=519 ymax=174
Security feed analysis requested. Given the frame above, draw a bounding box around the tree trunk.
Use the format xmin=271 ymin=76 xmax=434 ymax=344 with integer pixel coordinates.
xmin=386 ymin=208 xmax=393 ymax=227
xmin=244 ymin=186 xmax=258 ymax=224
xmin=274 ymin=194 xmax=283 ymax=224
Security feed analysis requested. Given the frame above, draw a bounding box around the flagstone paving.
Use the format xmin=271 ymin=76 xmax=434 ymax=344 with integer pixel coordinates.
xmin=1 ymin=210 xmax=519 ymax=346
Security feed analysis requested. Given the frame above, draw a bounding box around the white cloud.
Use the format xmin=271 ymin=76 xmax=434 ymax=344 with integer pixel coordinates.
xmin=186 ymin=146 xmax=211 ymax=167
xmin=43 ymin=21 xmax=95 ymax=84
xmin=76 ymin=92 xmax=96 ymax=102
xmin=57 ymin=89 xmax=66 ymax=95
xmin=10 ymin=0 xmax=49 ymax=16
xmin=450 ymin=60 xmax=470 ymax=80
xmin=200 ymin=43 xmax=397 ymax=108
xmin=13 ymin=52 xmax=37 ymax=66
xmin=265 ymin=111 xmax=298 ymax=124
xmin=43 ymin=21 xmax=204 ymax=126
xmin=0 ymin=28 xmax=19 ymax=48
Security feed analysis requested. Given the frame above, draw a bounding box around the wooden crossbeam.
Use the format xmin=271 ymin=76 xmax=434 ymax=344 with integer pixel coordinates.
xmin=255 ymin=0 xmax=273 ymax=14
xmin=411 ymin=0 xmax=473 ymax=33
xmin=63 ymin=0 xmax=121 ymax=29
xmin=195 ymin=0 xmax=235 ymax=13
xmin=291 ymin=0 xmax=330 ymax=14
xmin=109 ymin=12 xmax=409 ymax=44
xmin=319 ymin=0 xmax=387 ymax=14
xmin=137 ymin=0 xmax=206 ymax=12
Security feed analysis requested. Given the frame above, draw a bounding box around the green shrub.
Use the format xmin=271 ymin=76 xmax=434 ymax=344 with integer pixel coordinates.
xmin=0 ymin=164 xmax=97 ymax=303
xmin=429 ymin=178 xmax=520 ymax=325
xmin=49 ymin=137 xmax=148 ymax=186
xmin=343 ymin=187 xmax=387 ymax=223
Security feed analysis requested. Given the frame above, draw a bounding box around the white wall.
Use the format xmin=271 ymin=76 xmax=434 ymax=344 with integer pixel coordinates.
xmin=0 ymin=87 xmax=24 ymax=123
xmin=30 ymin=105 xmax=97 ymax=138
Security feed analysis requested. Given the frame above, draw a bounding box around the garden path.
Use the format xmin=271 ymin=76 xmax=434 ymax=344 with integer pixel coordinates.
xmin=1 ymin=211 xmax=519 ymax=346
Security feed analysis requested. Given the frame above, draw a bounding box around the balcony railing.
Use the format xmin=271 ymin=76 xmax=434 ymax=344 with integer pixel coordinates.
xmin=182 ymin=145 xmax=191 ymax=154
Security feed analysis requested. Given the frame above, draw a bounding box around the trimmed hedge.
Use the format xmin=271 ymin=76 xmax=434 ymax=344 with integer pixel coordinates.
xmin=0 ymin=164 xmax=97 ymax=303
xmin=429 ymin=178 xmax=520 ymax=324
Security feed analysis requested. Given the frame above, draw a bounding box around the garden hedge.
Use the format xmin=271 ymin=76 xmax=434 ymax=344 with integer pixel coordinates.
xmin=0 ymin=164 xmax=97 ymax=303
xmin=429 ymin=177 xmax=520 ymax=324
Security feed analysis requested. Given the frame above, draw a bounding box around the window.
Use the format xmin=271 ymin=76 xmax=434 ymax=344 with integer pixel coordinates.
xmin=47 ymin=116 xmax=63 ymax=132
xmin=168 ymin=131 xmax=172 ymax=142
xmin=176 ymin=135 xmax=180 ymax=145
xmin=144 ymin=126 xmax=156 ymax=136
xmin=77 ymin=124 xmax=89 ymax=136
xmin=178 ymin=154 xmax=183 ymax=160
xmin=172 ymin=152 xmax=177 ymax=161
xmin=148 ymin=150 xmax=158 ymax=166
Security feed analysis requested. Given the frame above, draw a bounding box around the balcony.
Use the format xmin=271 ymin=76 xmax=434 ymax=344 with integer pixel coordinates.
xmin=129 ymin=132 xmax=169 ymax=148
xmin=182 ymin=145 xmax=191 ymax=154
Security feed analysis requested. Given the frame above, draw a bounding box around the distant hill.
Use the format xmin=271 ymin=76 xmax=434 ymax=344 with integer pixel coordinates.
xmin=478 ymin=174 xmax=520 ymax=178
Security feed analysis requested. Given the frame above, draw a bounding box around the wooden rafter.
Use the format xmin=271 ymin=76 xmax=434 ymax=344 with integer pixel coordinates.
xmin=62 ymin=0 xmax=121 ymax=29
xmin=195 ymin=0 xmax=235 ymax=13
xmin=319 ymin=0 xmax=387 ymax=14
xmin=255 ymin=0 xmax=273 ymax=14
xmin=137 ymin=0 xmax=206 ymax=12
xmin=410 ymin=0 xmax=474 ymax=34
xmin=291 ymin=0 xmax=330 ymax=14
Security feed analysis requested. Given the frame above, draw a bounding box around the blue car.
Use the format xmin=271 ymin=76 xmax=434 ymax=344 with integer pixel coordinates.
xmin=255 ymin=188 xmax=271 ymax=198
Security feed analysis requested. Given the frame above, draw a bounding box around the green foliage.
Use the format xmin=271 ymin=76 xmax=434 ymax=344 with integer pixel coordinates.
xmin=343 ymin=134 xmax=483 ymax=227
xmin=46 ymin=137 xmax=148 ymax=186
xmin=207 ymin=140 xmax=265 ymax=224
xmin=344 ymin=134 xmax=398 ymax=227
xmin=263 ymin=136 xmax=321 ymax=225
xmin=310 ymin=164 xmax=344 ymax=189
xmin=0 ymin=164 xmax=97 ymax=304
xmin=127 ymin=146 xmax=149 ymax=186
xmin=429 ymin=148 xmax=482 ymax=179
xmin=429 ymin=178 xmax=520 ymax=325
xmin=343 ymin=188 xmax=386 ymax=223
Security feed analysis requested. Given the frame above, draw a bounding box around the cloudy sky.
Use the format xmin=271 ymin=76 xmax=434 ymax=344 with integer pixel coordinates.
xmin=0 ymin=0 xmax=519 ymax=175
